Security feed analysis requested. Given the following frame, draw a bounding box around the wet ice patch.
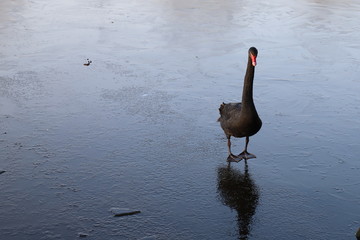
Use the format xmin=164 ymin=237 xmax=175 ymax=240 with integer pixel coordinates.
xmin=0 ymin=71 xmax=46 ymax=103
xmin=101 ymin=86 xmax=176 ymax=123
xmin=0 ymin=96 xmax=18 ymax=115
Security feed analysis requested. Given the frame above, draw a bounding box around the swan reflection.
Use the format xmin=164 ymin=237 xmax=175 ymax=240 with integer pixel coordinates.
xmin=217 ymin=163 xmax=260 ymax=240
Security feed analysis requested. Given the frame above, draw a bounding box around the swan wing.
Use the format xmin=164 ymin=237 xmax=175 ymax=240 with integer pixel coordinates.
xmin=218 ymin=102 xmax=241 ymax=121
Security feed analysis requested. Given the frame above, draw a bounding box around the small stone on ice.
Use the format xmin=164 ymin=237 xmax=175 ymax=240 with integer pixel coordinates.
xmin=78 ymin=232 xmax=88 ymax=238
xmin=110 ymin=207 xmax=141 ymax=217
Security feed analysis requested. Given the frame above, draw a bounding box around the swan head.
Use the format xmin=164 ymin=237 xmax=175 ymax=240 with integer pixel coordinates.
xmin=249 ymin=47 xmax=258 ymax=67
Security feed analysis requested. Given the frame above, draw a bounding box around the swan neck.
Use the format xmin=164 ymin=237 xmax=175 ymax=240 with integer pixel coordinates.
xmin=241 ymin=56 xmax=255 ymax=107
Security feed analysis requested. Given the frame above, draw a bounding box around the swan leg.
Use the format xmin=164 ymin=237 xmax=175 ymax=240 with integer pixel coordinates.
xmin=227 ymin=136 xmax=242 ymax=162
xmin=238 ymin=136 xmax=256 ymax=160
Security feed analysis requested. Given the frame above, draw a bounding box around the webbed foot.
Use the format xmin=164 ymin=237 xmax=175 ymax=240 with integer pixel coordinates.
xmin=238 ymin=151 xmax=256 ymax=160
xmin=227 ymin=154 xmax=242 ymax=162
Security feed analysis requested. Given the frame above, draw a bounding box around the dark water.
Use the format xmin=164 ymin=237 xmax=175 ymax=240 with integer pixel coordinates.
xmin=1 ymin=0 xmax=360 ymax=239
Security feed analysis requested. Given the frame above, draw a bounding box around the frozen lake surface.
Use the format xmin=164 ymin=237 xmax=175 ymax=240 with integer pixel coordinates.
xmin=1 ymin=0 xmax=360 ymax=239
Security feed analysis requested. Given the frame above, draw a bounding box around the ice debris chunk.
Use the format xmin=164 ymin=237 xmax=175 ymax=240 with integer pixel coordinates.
xmin=110 ymin=207 xmax=141 ymax=217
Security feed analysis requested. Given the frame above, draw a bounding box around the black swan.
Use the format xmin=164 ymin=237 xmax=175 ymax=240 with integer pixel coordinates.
xmin=218 ymin=47 xmax=262 ymax=162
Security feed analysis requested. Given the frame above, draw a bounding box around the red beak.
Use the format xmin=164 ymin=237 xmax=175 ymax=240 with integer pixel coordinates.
xmin=251 ymin=54 xmax=257 ymax=66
